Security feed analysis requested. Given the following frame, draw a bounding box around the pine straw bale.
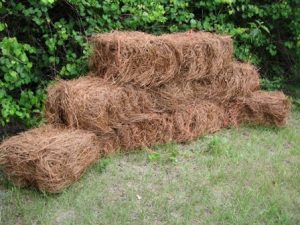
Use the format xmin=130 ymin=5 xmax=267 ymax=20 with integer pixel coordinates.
xmin=46 ymin=77 xmax=226 ymax=153
xmin=113 ymin=115 xmax=174 ymax=151
xmin=46 ymin=76 xmax=162 ymax=134
xmin=98 ymin=102 xmax=226 ymax=154
xmin=159 ymin=31 xmax=233 ymax=81
xmin=153 ymin=61 xmax=260 ymax=108
xmin=227 ymin=91 xmax=291 ymax=127
xmin=45 ymin=79 xmax=68 ymax=124
xmin=191 ymin=61 xmax=260 ymax=101
xmin=45 ymin=65 xmax=255 ymax=133
xmin=232 ymin=61 xmax=260 ymax=93
xmin=89 ymin=31 xmax=233 ymax=87
xmin=89 ymin=31 xmax=179 ymax=87
xmin=0 ymin=125 xmax=101 ymax=193
xmin=172 ymin=102 xmax=226 ymax=141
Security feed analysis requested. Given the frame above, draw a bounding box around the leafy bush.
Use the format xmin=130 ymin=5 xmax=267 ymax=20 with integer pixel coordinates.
xmin=1 ymin=0 xmax=299 ymax=127
xmin=294 ymin=98 xmax=300 ymax=109
xmin=261 ymin=77 xmax=284 ymax=91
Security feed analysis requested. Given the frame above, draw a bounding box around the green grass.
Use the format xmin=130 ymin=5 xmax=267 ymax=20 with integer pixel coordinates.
xmin=1 ymin=110 xmax=300 ymax=225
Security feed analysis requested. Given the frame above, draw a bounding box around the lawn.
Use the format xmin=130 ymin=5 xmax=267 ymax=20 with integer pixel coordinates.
xmin=0 ymin=109 xmax=299 ymax=225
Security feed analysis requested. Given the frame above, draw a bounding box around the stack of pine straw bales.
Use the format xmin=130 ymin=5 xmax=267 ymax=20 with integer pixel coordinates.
xmin=0 ymin=31 xmax=290 ymax=193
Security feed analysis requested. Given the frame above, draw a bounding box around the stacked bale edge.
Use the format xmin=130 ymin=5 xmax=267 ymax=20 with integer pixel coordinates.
xmin=89 ymin=31 xmax=233 ymax=87
xmin=0 ymin=125 xmax=101 ymax=193
xmin=227 ymin=91 xmax=291 ymax=127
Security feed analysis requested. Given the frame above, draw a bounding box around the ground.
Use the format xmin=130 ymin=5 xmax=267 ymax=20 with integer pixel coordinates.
xmin=0 ymin=109 xmax=299 ymax=225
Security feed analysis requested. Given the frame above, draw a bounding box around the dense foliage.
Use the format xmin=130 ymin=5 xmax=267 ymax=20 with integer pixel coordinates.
xmin=0 ymin=0 xmax=299 ymax=127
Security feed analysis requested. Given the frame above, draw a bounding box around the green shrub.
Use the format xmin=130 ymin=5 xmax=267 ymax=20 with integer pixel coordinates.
xmin=294 ymin=98 xmax=300 ymax=109
xmin=261 ymin=77 xmax=284 ymax=91
xmin=1 ymin=0 xmax=299 ymax=127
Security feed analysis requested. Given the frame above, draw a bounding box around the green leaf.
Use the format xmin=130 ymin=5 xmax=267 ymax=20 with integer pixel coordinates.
xmin=0 ymin=22 xmax=6 ymax=32
xmin=41 ymin=0 xmax=55 ymax=5
xmin=9 ymin=71 xmax=17 ymax=78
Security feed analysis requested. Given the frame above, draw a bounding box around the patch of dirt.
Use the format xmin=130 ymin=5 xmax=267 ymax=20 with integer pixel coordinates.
xmin=55 ymin=210 xmax=76 ymax=225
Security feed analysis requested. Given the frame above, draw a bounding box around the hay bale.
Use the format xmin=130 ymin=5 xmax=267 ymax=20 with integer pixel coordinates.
xmin=153 ymin=61 xmax=260 ymax=108
xmin=89 ymin=31 xmax=233 ymax=87
xmin=0 ymin=125 xmax=101 ymax=193
xmin=159 ymin=31 xmax=233 ymax=81
xmin=46 ymin=76 xmax=162 ymax=134
xmin=227 ymin=91 xmax=291 ymax=127
xmin=46 ymin=68 xmax=251 ymax=134
xmin=46 ymin=76 xmax=227 ymax=152
xmin=232 ymin=61 xmax=260 ymax=93
xmin=89 ymin=31 xmax=179 ymax=87
xmin=46 ymin=79 xmax=68 ymax=124
xmin=114 ymin=116 xmax=174 ymax=151
xmin=172 ymin=102 xmax=226 ymax=141
xmin=46 ymin=75 xmax=230 ymax=134
xmin=191 ymin=61 xmax=260 ymax=102
xmin=98 ymin=102 xmax=226 ymax=153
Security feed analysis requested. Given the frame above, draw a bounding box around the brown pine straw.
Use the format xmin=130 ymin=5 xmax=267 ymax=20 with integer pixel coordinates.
xmin=153 ymin=61 xmax=260 ymax=108
xmin=159 ymin=32 xmax=233 ymax=81
xmin=0 ymin=125 xmax=101 ymax=193
xmin=0 ymin=30 xmax=292 ymax=193
xmin=46 ymin=75 xmax=227 ymax=152
xmin=46 ymin=62 xmax=259 ymax=131
xmin=227 ymin=91 xmax=291 ymax=127
xmin=45 ymin=79 xmax=68 ymax=124
xmin=191 ymin=61 xmax=260 ymax=102
xmin=172 ymin=102 xmax=226 ymax=141
xmin=89 ymin=31 xmax=233 ymax=87
xmin=100 ymin=102 xmax=227 ymax=154
xmin=117 ymin=116 xmax=174 ymax=151
xmin=46 ymin=76 xmax=162 ymax=135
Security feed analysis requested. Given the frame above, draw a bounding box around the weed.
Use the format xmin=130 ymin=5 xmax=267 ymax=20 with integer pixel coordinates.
xmin=94 ymin=158 xmax=111 ymax=173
